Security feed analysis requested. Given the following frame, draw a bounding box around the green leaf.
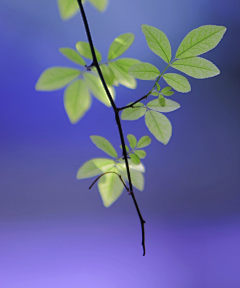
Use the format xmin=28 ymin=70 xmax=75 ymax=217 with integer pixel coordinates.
xmin=90 ymin=136 xmax=118 ymax=158
xmin=100 ymin=64 xmax=115 ymax=86
xmin=120 ymin=145 xmax=129 ymax=152
xmin=83 ymin=73 xmax=114 ymax=106
xmin=64 ymin=79 xmax=91 ymax=124
xmin=127 ymin=134 xmax=137 ymax=149
xmin=151 ymin=91 xmax=159 ymax=96
xmin=163 ymin=73 xmax=191 ymax=93
xmin=108 ymin=33 xmax=135 ymax=60
xmin=176 ymin=25 xmax=227 ymax=59
xmin=59 ymin=48 xmax=86 ymax=66
xmin=116 ymin=163 xmax=144 ymax=191
xmin=76 ymin=41 xmax=102 ymax=62
xmin=161 ymin=86 xmax=172 ymax=94
xmin=162 ymin=91 xmax=174 ymax=97
xmin=88 ymin=0 xmax=108 ymax=12
xmin=129 ymin=62 xmax=160 ymax=80
xmin=141 ymin=24 xmax=172 ymax=63
xmin=135 ymin=150 xmax=146 ymax=159
xmin=130 ymin=153 xmax=141 ymax=165
xmin=159 ymin=94 xmax=166 ymax=107
xmin=114 ymin=58 xmax=141 ymax=73
xmin=171 ymin=57 xmax=220 ymax=79
xmin=108 ymin=62 xmax=136 ymax=89
xmin=156 ymin=83 xmax=160 ymax=91
xmin=145 ymin=110 xmax=172 ymax=145
xmin=76 ymin=158 xmax=115 ymax=179
xmin=98 ymin=166 xmax=124 ymax=207
xmin=137 ymin=136 xmax=151 ymax=148
xmin=57 ymin=0 xmax=79 ymax=20
xmin=121 ymin=102 xmax=146 ymax=121
xmin=147 ymin=99 xmax=180 ymax=113
xmin=35 ymin=67 xmax=80 ymax=91
xmin=118 ymin=160 xmax=145 ymax=173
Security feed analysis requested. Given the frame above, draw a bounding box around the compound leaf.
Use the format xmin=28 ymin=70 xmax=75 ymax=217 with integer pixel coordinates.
xmin=145 ymin=110 xmax=172 ymax=145
xmin=64 ymin=79 xmax=91 ymax=124
xmin=108 ymin=62 xmax=136 ymax=89
xmin=59 ymin=48 xmax=86 ymax=66
xmin=129 ymin=62 xmax=160 ymax=80
xmin=76 ymin=158 xmax=115 ymax=179
xmin=137 ymin=136 xmax=151 ymax=148
xmin=127 ymin=134 xmax=137 ymax=149
xmin=172 ymin=57 xmax=220 ymax=79
xmin=76 ymin=41 xmax=102 ymax=62
xmin=147 ymin=99 xmax=180 ymax=113
xmin=121 ymin=102 xmax=146 ymax=121
xmin=176 ymin=25 xmax=227 ymax=59
xmin=35 ymin=67 xmax=80 ymax=91
xmin=108 ymin=33 xmax=135 ymax=60
xmin=163 ymin=73 xmax=191 ymax=93
xmin=141 ymin=24 xmax=172 ymax=63
xmin=90 ymin=135 xmax=118 ymax=158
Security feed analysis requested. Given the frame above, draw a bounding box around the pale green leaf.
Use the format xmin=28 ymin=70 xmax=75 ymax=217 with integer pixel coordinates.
xmin=83 ymin=73 xmax=114 ymax=106
xmin=172 ymin=57 xmax=220 ymax=79
xmin=130 ymin=154 xmax=141 ymax=165
xmin=64 ymin=79 xmax=91 ymax=124
xmin=114 ymin=58 xmax=141 ymax=73
xmin=76 ymin=158 xmax=115 ymax=179
xmin=135 ymin=150 xmax=146 ymax=159
xmin=156 ymin=83 xmax=161 ymax=91
xmin=35 ymin=67 xmax=80 ymax=91
xmin=161 ymin=86 xmax=172 ymax=94
xmin=137 ymin=136 xmax=151 ymax=148
xmin=121 ymin=102 xmax=146 ymax=121
xmin=147 ymin=99 xmax=181 ymax=113
xmin=98 ymin=166 xmax=124 ymax=207
xmin=76 ymin=41 xmax=102 ymax=62
xmin=116 ymin=163 xmax=144 ymax=191
xmin=129 ymin=62 xmax=160 ymax=80
xmin=117 ymin=160 xmax=145 ymax=173
xmin=57 ymin=0 xmax=79 ymax=20
xmin=88 ymin=0 xmax=108 ymax=12
xmin=145 ymin=110 xmax=172 ymax=145
xmin=108 ymin=62 xmax=136 ymax=89
xmin=127 ymin=134 xmax=137 ymax=149
xmin=162 ymin=91 xmax=174 ymax=97
xmin=176 ymin=25 xmax=227 ymax=59
xmin=151 ymin=91 xmax=159 ymax=96
xmin=100 ymin=64 xmax=115 ymax=86
xmin=59 ymin=48 xmax=86 ymax=66
xmin=120 ymin=145 xmax=129 ymax=152
xmin=158 ymin=94 xmax=166 ymax=107
xmin=163 ymin=73 xmax=191 ymax=93
xmin=141 ymin=24 xmax=172 ymax=63
xmin=90 ymin=135 xmax=118 ymax=158
xmin=108 ymin=33 xmax=135 ymax=60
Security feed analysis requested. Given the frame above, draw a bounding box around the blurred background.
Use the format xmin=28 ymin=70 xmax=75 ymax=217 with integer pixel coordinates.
xmin=0 ymin=0 xmax=240 ymax=287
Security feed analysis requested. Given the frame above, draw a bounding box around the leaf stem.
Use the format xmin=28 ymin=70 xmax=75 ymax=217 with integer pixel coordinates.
xmin=76 ymin=0 xmax=146 ymax=256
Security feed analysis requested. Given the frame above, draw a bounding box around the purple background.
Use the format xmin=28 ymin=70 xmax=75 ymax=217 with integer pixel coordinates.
xmin=0 ymin=0 xmax=240 ymax=287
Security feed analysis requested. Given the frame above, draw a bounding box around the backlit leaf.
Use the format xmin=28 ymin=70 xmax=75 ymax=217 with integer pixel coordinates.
xmin=172 ymin=57 xmax=220 ymax=79
xmin=108 ymin=62 xmax=136 ymax=89
xmin=59 ymin=48 xmax=86 ymax=66
xmin=135 ymin=150 xmax=146 ymax=159
xmin=137 ymin=136 xmax=151 ymax=148
xmin=176 ymin=25 xmax=227 ymax=59
xmin=88 ymin=0 xmax=108 ymax=12
xmin=147 ymin=99 xmax=180 ymax=113
xmin=64 ymin=79 xmax=91 ymax=124
xmin=76 ymin=41 xmax=102 ymax=62
xmin=130 ymin=154 xmax=141 ymax=165
xmin=161 ymin=86 xmax=172 ymax=94
xmin=90 ymin=136 xmax=118 ymax=158
xmin=156 ymin=83 xmax=161 ymax=91
xmin=35 ymin=67 xmax=80 ymax=91
xmin=100 ymin=64 xmax=115 ymax=86
xmin=76 ymin=158 xmax=115 ymax=179
xmin=127 ymin=134 xmax=137 ymax=149
xmin=129 ymin=62 xmax=160 ymax=80
xmin=114 ymin=58 xmax=141 ymax=73
xmin=108 ymin=33 xmax=135 ymax=60
xmin=158 ymin=94 xmax=166 ymax=107
xmin=57 ymin=0 xmax=79 ymax=20
xmin=141 ymin=24 xmax=172 ymax=63
xmin=162 ymin=91 xmax=174 ymax=96
xmin=121 ymin=102 xmax=146 ymax=121
xmin=163 ymin=73 xmax=191 ymax=93
xmin=120 ymin=145 xmax=129 ymax=152
xmin=145 ymin=110 xmax=172 ymax=145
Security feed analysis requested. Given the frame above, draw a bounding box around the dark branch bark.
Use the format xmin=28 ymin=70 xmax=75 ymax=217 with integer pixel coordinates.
xmin=117 ymin=92 xmax=151 ymax=112
xmin=77 ymin=0 xmax=146 ymax=256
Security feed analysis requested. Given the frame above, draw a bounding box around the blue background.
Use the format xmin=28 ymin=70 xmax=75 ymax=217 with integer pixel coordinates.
xmin=0 ymin=0 xmax=240 ymax=287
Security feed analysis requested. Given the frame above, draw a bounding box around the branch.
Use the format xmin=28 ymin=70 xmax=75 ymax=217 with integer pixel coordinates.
xmin=76 ymin=0 xmax=146 ymax=256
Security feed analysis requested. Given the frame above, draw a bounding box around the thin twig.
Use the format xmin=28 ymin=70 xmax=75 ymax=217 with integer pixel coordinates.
xmin=76 ymin=0 xmax=146 ymax=255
